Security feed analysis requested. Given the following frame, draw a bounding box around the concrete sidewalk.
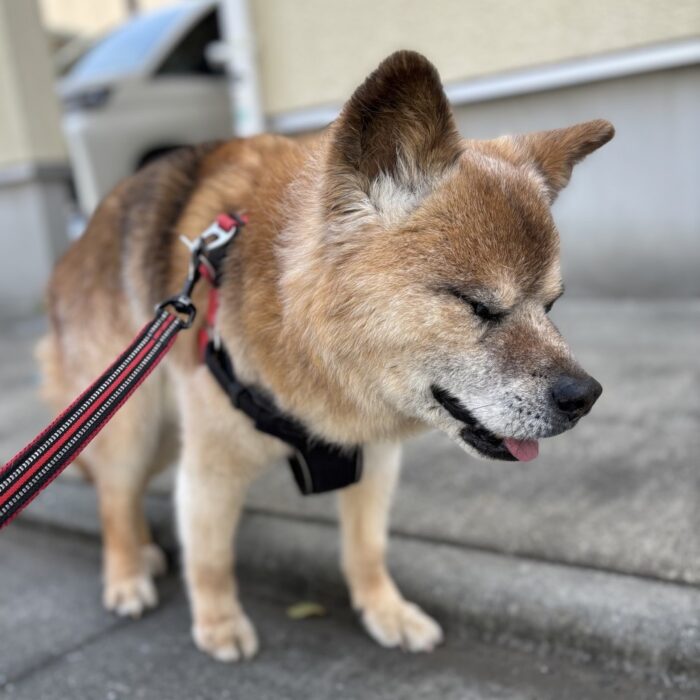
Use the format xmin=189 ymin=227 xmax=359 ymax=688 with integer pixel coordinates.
xmin=3 ymin=523 xmax=698 ymax=700
xmin=1 ymin=299 xmax=699 ymax=694
xmin=6 ymin=525 xmax=695 ymax=700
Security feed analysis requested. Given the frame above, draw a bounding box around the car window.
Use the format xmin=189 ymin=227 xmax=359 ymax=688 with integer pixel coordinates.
xmin=157 ymin=10 xmax=223 ymax=76
xmin=69 ymin=6 xmax=188 ymax=81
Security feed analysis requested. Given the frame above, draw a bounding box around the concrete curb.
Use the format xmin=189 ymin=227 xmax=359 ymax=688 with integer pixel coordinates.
xmin=17 ymin=479 xmax=700 ymax=688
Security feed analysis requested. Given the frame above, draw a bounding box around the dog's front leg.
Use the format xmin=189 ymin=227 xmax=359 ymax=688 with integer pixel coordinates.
xmin=338 ymin=442 xmax=443 ymax=652
xmin=176 ymin=416 xmax=259 ymax=663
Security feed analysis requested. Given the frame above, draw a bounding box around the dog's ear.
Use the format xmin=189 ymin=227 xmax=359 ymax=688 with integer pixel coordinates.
xmin=513 ymin=120 xmax=615 ymax=202
xmin=324 ymin=51 xmax=462 ymax=226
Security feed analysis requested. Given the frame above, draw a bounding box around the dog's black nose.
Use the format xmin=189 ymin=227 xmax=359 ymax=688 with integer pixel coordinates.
xmin=551 ymin=375 xmax=602 ymax=419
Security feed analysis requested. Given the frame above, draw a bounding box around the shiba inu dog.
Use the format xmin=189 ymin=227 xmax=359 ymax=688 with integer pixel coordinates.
xmin=38 ymin=51 xmax=613 ymax=660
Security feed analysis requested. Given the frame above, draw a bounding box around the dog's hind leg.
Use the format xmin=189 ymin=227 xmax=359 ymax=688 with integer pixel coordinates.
xmin=37 ymin=330 xmax=171 ymax=617
xmin=84 ymin=374 xmax=172 ymax=618
xmin=37 ymin=322 xmax=173 ymax=617
xmin=338 ymin=442 xmax=443 ymax=652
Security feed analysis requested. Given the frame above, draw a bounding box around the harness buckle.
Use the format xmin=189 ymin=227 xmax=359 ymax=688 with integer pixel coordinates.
xmin=190 ymin=213 xmax=246 ymax=255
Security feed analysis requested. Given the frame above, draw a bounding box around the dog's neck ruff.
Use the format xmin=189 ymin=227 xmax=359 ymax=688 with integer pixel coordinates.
xmin=198 ymin=215 xmax=363 ymax=495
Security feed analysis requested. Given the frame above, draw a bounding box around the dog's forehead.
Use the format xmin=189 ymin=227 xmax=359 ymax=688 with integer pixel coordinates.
xmin=421 ymin=150 xmax=561 ymax=296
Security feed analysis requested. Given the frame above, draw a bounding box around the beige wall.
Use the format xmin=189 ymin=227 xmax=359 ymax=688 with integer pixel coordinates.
xmin=254 ymin=0 xmax=700 ymax=114
xmin=40 ymin=0 xmax=175 ymax=35
xmin=0 ymin=0 xmax=66 ymax=167
xmin=37 ymin=0 xmax=700 ymax=114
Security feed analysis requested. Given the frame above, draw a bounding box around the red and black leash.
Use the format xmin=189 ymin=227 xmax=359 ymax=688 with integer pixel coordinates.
xmin=0 ymin=213 xmax=243 ymax=529
xmin=0 ymin=311 xmax=183 ymax=527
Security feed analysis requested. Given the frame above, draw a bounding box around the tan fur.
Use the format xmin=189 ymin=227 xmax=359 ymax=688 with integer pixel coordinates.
xmin=37 ymin=51 xmax=613 ymax=659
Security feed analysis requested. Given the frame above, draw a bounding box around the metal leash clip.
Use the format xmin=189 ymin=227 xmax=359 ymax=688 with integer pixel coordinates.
xmin=155 ymin=213 xmax=246 ymax=329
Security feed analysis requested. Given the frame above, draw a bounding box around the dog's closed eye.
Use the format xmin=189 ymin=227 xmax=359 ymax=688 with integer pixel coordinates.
xmin=544 ymin=288 xmax=564 ymax=314
xmin=448 ymin=288 xmax=505 ymax=323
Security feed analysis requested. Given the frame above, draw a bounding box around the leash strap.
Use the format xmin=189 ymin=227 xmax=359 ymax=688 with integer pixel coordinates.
xmin=0 ymin=214 xmax=244 ymax=529
xmin=0 ymin=310 xmax=185 ymax=529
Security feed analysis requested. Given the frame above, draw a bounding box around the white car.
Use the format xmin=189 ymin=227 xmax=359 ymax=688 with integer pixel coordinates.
xmin=59 ymin=1 xmax=232 ymax=215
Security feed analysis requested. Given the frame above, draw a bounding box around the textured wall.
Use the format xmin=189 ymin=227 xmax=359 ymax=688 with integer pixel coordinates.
xmin=39 ymin=0 xmax=174 ymax=35
xmin=253 ymin=0 xmax=700 ymax=114
xmin=0 ymin=0 xmax=66 ymax=167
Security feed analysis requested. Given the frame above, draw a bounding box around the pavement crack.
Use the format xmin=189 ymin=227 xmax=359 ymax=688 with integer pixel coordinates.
xmin=1 ymin=617 xmax=133 ymax=690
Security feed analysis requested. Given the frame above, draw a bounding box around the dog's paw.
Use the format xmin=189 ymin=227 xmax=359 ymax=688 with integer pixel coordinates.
xmin=103 ymin=573 xmax=158 ymax=618
xmin=360 ymin=597 xmax=443 ymax=653
xmin=193 ymin=613 xmax=259 ymax=662
xmin=141 ymin=543 xmax=167 ymax=578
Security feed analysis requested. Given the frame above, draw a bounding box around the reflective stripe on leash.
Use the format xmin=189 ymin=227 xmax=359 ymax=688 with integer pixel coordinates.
xmin=0 ymin=310 xmax=185 ymax=528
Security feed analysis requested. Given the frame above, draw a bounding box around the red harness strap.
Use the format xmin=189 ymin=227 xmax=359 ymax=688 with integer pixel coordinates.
xmin=196 ymin=212 xmax=247 ymax=360
xmin=197 ymin=262 xmax=219 ymax=360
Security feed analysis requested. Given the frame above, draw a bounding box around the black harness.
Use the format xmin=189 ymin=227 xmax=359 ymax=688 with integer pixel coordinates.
xmin=204 ymin=343 xmax=362 ymax=494
xmin=199 ymin=214 xmax=363 ymax=495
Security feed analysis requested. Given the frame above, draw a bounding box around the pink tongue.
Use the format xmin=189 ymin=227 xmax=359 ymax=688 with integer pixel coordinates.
xmin=504 ymin=438 xmax=539 ymax=462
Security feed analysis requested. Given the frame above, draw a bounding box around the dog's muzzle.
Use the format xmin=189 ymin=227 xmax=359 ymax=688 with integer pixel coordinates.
xmin=430 ymin=385 xmax=517 ymax=461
